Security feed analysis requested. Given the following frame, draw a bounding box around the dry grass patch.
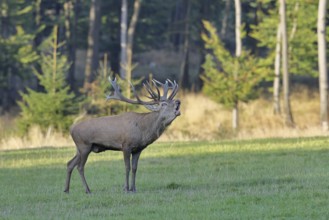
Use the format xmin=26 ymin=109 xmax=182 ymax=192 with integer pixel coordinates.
xmin=0 ymin=126 xmax=73 ymax=150
xmin=161 ymin=93 xmax=231 ymax=141
xmin=0 ymin=87 xmax=327 ymax=150
xmin=161 ymin=88 xmax=327 ymax=141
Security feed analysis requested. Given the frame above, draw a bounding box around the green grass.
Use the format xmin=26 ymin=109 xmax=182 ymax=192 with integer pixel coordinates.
xmin=1 ymin=137 xmax=329 ymax=219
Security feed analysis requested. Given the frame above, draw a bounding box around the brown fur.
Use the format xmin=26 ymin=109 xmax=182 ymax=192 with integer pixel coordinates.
xmin=64 ymin=100 xmax=180 ymax=193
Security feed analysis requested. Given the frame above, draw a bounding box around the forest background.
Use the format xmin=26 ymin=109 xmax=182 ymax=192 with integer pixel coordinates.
xmin=0 ymin=0 xmax=328 ymax=150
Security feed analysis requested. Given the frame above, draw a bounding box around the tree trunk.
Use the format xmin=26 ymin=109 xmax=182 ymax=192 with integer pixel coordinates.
xmin=220 ymin=0 xmax=231 ymax=38
xmin=289 ymin=2 xmax=299 ymax=41
xmin=273 ymin=23 xmax=281 ymax=114
xmin=234 ymin=0 xmax=242 ymax=57
xmin=72 ymin=0 xmax=80 ymax=91
xmin=288 ymin=2 xmax=299 ymax=58
xmin=274 ymin=2 xmax=298 ymax=115
xmin=172 ymin=0 xmax=183 ymax=51
xmin=232 ymin=101 xmax=239 ymax=131
xmin=195 ymin=0 xmax=210 ymax=92
xmin=233 ymin=0 xmax=242 ymax=130
xmin=318 ymin=0 xmax=328 ymax=131
xmin=0 ymin=2 xmax=8 ymax=113
xmin=35 ymin=0 xmax=41 ymax=27
xmin=120 ymin=0 xmax=128 ymax=79
xmin=33 ymin=0 xmax=46 ymax=49
xmin=0 ymin=1 xmax=10 ymax=39
xmin=179 ymin=0 xmax=190 ymax=90
xmin=64 ymin=0 xmax=76 ymax=91
xmin=279 ymin=0 xmax=294 ymax=127
xmin=126 ymin=0 xmax=141 ymax=98
xmin=84 ymin=0 xmax=101 ymax=91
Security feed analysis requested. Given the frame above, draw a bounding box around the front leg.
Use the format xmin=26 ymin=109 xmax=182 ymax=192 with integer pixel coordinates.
xmin=123 ymin=150 xmax=131 ymax=192
xmin=130 ymin=151 xmax=141 ymax=192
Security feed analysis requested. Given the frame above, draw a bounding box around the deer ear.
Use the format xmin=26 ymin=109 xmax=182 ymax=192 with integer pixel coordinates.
xmin=144 ymin=104 xmax=161 ymax=111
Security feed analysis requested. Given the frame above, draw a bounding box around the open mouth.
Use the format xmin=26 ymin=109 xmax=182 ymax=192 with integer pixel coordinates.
xmin=175 ymin=100 xmax=181 ymax=116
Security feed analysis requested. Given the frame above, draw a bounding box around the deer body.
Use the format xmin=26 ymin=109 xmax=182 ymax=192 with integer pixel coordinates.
xmin=72 ymin=111 xmax=171 ymax=153
xmin=64 ymin=78 xmax=180 ymax=194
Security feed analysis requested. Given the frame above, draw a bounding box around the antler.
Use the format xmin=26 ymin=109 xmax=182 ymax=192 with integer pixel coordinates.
xmin=144 ymin=79 xmax=179 ymax=101
xmin=143 ymin=80 xmax=161 ymax=101
xmin=106 ymin=77 xmax=158 ymax=105
xmin=106 ymin=77 xmax=179 ymax=105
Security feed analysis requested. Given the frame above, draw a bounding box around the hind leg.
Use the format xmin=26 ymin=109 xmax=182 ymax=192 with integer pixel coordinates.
xmin=77 ymin=148 xmax=92 ymax=193
xmin=64 ymin=153 xmax=81 ymax=193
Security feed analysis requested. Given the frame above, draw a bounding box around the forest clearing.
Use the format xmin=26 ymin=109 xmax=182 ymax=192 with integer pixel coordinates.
xmin=1 ymin=138 xmax=329 ymax=219
xmin=1 ymin=1 xmax=329 ymax=219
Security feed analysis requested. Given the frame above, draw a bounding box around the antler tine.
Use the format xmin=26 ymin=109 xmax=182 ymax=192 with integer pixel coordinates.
xmin=106 ymin=77 xmax=130 ymax=101
xmin=106 ymin=77 xmax=158 ymax=105
xmin=130 ymin=82 xmax=144 ymax=102
xmin=166 ymin=79 xmax=174 ymax=86
xmin=152 ymin=79 xmax=170 ymax=101
xmin=143 ymin=81 xmax=160 ymax=101
xmin=151 ymin=80 xmax=161 ymax=98
xmin=168 ymin=80 xmax=179 ymax=100
xmin=152 ymin=79 xmax=179 ymax=100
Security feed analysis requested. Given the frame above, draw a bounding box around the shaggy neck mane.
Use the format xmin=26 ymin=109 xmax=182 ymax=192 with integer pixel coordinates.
xmin=138 ymin=111 xmax=166 ymax=144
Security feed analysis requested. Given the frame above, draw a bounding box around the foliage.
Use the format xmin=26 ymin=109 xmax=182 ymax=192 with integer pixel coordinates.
xmin=17 ymin=27 xmax=78 ymax=133
xmin=1 ymin=138 xmax=329 ymax=219
xmin=0 ymin=26 xmax=38 ymax=89
xmin=201 ymin=20 xmax=266 ymax=108
xmin=0 ymin=0 xmax=38 ymax=88
xmin=250 ymin=0 xmax=318 ymax=78
xmin=83 ymin=57 xmax=114 ymax=116
xmin=84 ymin=59 xmax=145 ymax=116
xmin=0 ymin=0 xmax=328 ymax=135
xmin=0 ymin=0 xmax=41 ymax=111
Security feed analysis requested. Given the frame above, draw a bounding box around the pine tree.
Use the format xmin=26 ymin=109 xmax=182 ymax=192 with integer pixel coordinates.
xmin=18 ymin=26 xmax=78 ymax=133
xmin=201 ymin=21 xmax=266 ymax=129
xmin=0 ymin=25 xmax=39 ymax=112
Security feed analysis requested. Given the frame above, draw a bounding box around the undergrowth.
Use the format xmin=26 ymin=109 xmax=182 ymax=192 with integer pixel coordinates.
xmin=0 ymin=87 xmax=327 ymax=150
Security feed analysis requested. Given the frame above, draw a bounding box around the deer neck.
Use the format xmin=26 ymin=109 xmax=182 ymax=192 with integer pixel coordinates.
xmin=140 ymin=111 xmax=167 ymax=144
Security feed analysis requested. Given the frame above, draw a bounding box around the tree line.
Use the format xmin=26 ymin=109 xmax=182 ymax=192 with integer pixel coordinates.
xmin=0 ymin=0 xmax=223 ymax=112
xmin=203 ymin=0 xmax=328 ymax=130
xmin=0 ymin=0 xmax=328 ymax=133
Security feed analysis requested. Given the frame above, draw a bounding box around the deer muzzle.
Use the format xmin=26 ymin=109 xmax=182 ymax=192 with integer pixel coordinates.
xmin=175 ymin=100 xmax=181 ymax=116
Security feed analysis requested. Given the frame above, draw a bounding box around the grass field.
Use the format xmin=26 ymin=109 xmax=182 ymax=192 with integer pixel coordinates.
xmin=1 ymin=137 xmax=329 ymax=219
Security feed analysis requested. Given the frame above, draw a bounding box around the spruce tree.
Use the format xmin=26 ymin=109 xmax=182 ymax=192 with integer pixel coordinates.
xmin=18 ymin=27 xmax=78 ymax=133
xmin=201 ymin=21 xmax=266 ymax=129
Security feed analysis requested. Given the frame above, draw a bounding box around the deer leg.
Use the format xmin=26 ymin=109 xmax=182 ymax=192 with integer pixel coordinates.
xmin=77 ymin=149 xmax=92 ymax=194
xmin=64 ymin=153 xmax=81 ymax=193
xmin=123 ymin=150 xmax=131 ymax=192
xmin=130 ymin=151 xmax=141 ymax=192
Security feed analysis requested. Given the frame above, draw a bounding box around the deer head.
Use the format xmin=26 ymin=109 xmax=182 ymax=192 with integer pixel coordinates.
xmin=106 ymin=77 xmax=181 ymax=124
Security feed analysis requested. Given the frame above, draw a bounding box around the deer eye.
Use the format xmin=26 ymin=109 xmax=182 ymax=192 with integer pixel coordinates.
xmin=161 ymin=102 xmax=168 ymax=107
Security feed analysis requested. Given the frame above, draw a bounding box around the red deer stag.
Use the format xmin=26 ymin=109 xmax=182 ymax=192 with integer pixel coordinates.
xmin=64 ymin=77 xmax=180 ymax=193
